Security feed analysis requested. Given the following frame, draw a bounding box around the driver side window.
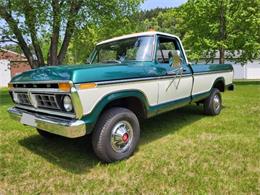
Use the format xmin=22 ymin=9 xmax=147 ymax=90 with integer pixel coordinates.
xmin=156 ymin=37 xmax=183 ymax=65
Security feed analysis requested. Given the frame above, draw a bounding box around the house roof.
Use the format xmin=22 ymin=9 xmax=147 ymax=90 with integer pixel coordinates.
xmin=0 ymin=48 xmax=24 ymax=56
xmin=0 ymin=49 xmax=27 ymax=62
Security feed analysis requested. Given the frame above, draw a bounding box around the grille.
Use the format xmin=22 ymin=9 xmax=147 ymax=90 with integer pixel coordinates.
xmin=13 ymin=83 xmax=59 ymax=89
xmin=35 ymin=94 xmax=60 ymax=110
xmin=17 ymin=93 xmax=32 ymax=105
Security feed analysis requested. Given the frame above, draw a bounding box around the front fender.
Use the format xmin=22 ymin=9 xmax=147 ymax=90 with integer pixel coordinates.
xmin=81 ymin=90 xmax=149 ymax=133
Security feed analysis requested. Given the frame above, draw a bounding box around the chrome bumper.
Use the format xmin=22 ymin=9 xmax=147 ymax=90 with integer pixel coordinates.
xmin=8 ymin=107 xmax=87 ymax=138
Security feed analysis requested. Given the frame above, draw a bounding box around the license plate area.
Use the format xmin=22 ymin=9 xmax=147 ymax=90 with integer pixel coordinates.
xmin=20 ymin=113 xmax=36 ymax=127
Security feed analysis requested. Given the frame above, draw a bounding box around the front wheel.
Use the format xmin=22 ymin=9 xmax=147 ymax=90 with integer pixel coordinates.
xmin=92 ymin=107 xmax=140 ymax=163
xmin=203 ymin=88 xmax=222 ymax=115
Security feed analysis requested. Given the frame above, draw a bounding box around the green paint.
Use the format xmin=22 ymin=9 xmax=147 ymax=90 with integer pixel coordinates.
xmin=11 ymin=62 xmax=151 ymax=83
xmin=191 ymin=64 xmax=233 ymax=73
xmin=192 ymin=91 xmax=211 ymax=102
xmin=11 ymin=60 xmax=233 ymax=84
xmin=149 ymin=96 xmax=191 ymax=116
xmin=81 ymin=90 xmax=149 ymax=132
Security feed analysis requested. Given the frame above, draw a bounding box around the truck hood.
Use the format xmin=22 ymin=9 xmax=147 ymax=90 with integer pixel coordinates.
xmin=11 ymin=62 xmax=149 ymax=84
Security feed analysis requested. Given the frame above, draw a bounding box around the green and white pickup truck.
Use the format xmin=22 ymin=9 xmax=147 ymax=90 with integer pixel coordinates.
xmin=8 ymin=31 xmax=234 ymax=162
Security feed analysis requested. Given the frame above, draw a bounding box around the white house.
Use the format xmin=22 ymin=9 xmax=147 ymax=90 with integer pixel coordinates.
xmin=0 ymin=59 xmax=11 ymax=87
xmin=0 ymin=49 xmax=31 ymax=87
xmin=197 ymin=51 xmax=260 ymax=80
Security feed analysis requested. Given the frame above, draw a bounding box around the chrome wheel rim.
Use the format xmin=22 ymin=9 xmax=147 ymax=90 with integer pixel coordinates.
xmin=111 ymin=121 xmax=133 ymax=153
xmin=213 ymin=94 xmax=221 ymax=111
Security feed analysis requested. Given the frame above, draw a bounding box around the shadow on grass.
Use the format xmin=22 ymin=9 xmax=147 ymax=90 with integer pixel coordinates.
xmin=19 ymin=134 xmax=99 ymax=174
xmin=19 ymin=104 xmax=205 ymax=173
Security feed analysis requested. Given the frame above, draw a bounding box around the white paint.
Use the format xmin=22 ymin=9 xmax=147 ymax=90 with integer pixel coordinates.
xmin=158 ymin=76 xmax=193 ymax=104
xmin=192 ymin=72 xmax=233 ymax=95
xmin=97 ymin=31 xmax=177 ymax=45
xmin=0 ymin=60 xmax=11 ymax=87
xmin=77 ymin=79 xmax=159 ymax=115
xmin=78 ymin=71 xmax=232 ymax=115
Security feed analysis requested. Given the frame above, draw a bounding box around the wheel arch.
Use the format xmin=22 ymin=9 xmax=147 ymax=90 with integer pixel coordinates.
xmin=212 ymin=77 xmax=225 ymax=92
xmin=82 ymin=90 xmax=149 ymax=133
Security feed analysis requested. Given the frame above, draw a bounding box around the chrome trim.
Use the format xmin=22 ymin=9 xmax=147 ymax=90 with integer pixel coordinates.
xmin=10 ymin=80 xmax=71 ymax=84
xmin=75 ymin=74 xmax=193 ymax=87
xmin=9 ymin=81 xmax=82 ymax=119
xmin=213 ymin=94 xmax=221 ymax=112
xmin=10 ymin=88 xmax=69 ymax=94
xmin=96 ymin=74 xmax=192 ymax=85
xmin=15 ymin=104 xmax=75 ymax=118
xmin=35 ymin=94 xmax=60 ymax=110
xmin=193 ymin=70 xmax=233 ymax=75
xmin=16 ymin=92 xmax=31 ymax=105
xmin=111 ymin=120 xmax=133 ymax=153
xmin=8 ymin=107 xmax=86 ymax=138
xmin=71 ymin=86 xmax=84 ymax=119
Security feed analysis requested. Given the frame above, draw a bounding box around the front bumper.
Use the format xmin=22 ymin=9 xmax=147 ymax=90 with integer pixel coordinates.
xmin=8 ymin=107 xmax=86 ymax=138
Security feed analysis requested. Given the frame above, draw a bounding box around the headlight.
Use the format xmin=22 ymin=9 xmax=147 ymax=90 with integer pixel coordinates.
xmin=63 ymin=95 xmax=73 ymax=112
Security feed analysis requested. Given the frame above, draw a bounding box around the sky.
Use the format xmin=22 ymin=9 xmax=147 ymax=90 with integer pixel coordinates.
xmin=141 ymin=0 xmax=188 ymax=10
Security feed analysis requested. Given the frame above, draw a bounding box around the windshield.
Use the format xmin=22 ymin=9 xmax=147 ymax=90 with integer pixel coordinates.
xmin=91 ymin=36 xmax=154 ymax=64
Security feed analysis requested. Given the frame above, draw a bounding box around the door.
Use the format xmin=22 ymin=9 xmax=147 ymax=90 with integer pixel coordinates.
xmin=156 ymin=36 xmax=193 ymax=108
xmin=0 ymin=60 xmax=11 ymax=87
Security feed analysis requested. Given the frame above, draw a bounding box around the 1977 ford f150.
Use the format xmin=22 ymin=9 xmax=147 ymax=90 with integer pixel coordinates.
xmin=8 ymin=31 xmax=234 ymax=162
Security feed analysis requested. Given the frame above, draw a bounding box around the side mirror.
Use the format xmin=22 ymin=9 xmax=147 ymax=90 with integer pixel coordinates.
xmin=85 ymin=58 xmax=91 ymax=64
xmin=171 ymin=51 xmax=182 ymax=69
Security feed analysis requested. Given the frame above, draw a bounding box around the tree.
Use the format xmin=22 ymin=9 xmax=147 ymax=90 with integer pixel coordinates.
xmin=0 ymin=0 xmax=142 ymax=68
xmin=67 ymin=9 xmax=144 ymax=64
xmin=141 ymin=7 xmax=186 ymax=39
xmin=183 ymin=0 xmax=260 ymax=64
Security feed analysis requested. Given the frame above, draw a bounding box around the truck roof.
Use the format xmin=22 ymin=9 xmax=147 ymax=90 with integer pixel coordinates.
xmin=97 ymin=31 xmax=180 ymax=45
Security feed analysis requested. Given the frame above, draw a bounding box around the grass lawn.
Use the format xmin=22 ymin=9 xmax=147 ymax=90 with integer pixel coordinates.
xmin=0 ymin=82 xmax=260 ymax=194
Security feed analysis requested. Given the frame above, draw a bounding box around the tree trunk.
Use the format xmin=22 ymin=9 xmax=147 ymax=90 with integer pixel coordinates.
xmin=48 ymin=0 xmax=61 ymax=66
xmin=57 ymin=1 xmax=81 ymax=64
xmin=0 ymin=6 xmax=37 ymax=68
xmin=219 ymin=0 xmax=226 ymax=64
xmin=219 ymin=48 xmax=225 ymax=64
xmin=23 ymin=1 xmax=45 ymax=66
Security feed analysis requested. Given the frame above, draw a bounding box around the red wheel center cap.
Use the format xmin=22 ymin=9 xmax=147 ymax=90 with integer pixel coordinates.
xmin=122 ymin=133 xmax=129 ymax=142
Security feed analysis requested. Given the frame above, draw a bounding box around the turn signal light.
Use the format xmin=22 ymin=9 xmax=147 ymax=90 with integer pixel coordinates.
xmin=8 ymin=83 xmax=13 ymax=90
xmin=58 ymin=82 xmax=71 ymax=92
xmin=79 ymin=83 xmax=97 ymax=90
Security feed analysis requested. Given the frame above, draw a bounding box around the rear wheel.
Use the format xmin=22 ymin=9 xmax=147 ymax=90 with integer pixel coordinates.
xmin=204 ymin=88 xmax=222 ymax=115
xmin=92 ymin=107 xmax=140 ymax=163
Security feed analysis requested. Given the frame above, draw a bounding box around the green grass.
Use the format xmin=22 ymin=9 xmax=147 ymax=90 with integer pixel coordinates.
xmin=1 ymin=83 xmax=260 ymax=194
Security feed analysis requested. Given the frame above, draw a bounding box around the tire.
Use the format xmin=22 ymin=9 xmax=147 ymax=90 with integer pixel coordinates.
xmin=37 ymin=128 xmax=56 ymax=138
xmin=92 ymin=107 xmax=140 ymax=163
xmin=204 ymin=88 xmax=222 ymax=115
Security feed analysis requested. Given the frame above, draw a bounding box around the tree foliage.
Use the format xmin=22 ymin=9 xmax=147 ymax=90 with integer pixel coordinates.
xmin=183 ymin=0 xmax=260 ymax=64
xmin=0 ymin=0 xmax=142 ymax=68
xmin=140 ymin=7 xmax=186 ymax=39
xmin=1 ymin=0 xmax=259 ymax=66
